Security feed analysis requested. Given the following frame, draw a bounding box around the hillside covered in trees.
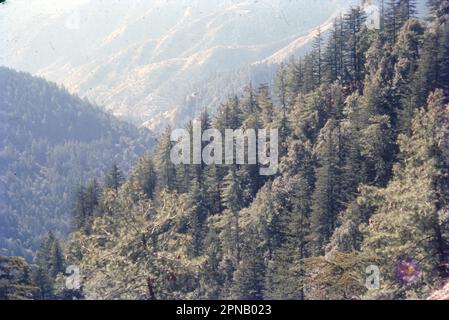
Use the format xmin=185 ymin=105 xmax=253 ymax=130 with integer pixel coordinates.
xmin=1 ymin=0 xmax=449 ymax=300
xmin=0 ymin=67 xmax=154 ymax=261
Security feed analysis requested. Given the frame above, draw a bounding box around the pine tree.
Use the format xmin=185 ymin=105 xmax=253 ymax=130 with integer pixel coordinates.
xmin=72 ymin=179 xmax=100 ymax=232
xmin=277 ymin=176 xmax=313 ymax=299
xmin=302 ymin=53 xmax=316 ymax=93
xmin=32 ymin=266 xmax=53 ymax=300
xmin=289 ymin=87 xmax=328 ymax=143
xmin=275 ymin=110 xmax=291 ymax=159
xmin=155 ymin=127 xmax=177 ymax=192
xmin=431 ymin=1 xmax=449 ymax=96
xmin=398 ymin=0 xmax=417 ymax=22
xmin=73 ymin=185 xmax=88 ymax=231
xmin=312 ymin=27 xmax=323 ymax=87
xmin=275 ymin=62 xmax=288 ymax=111
xmin=343 ymin=6 xmax=368 ymax=89
xmin=105 ymin=164 xmax=124 ymax=191
xmin=191 ymin=109 xmax=212 ymax=185
xmin=323 ymin=18 xmax=344 ymax=84
xmin=409 ymin=2 xmax=449 ymax=115
xmin=359 ymin=39 xmax=396 ymax=186
xmin=187 ymin=179 xmax=208 ymax=257
xmin=393 ymin=18 xmax=425 ymax=133
xmin=231 ymin=228 xmax=266 ymax=300
xmin=384 ymin=0 xmax=401 ymax=43
xmin=130 ymin=153 xmax=157 ymax=199
xmin=384 ymin=1 xmax=417 ymax=43
xmin=340 ymin=93 xmax=371 ymax=203
xmin=32 ymin=231 xmax=65 ymax=299
xmin=241 ymin=84 xmax=260 ymax=120
xmin=221 ymin=167 xmax=244 ymax=215
xmin=221 ymin=167 xmax=245 ymax=264
xmin=50 ymin=239 xmax=66 ymax=278
xmin=199 ymin=229 xmax=224 ymax=299
xmin=203 ymin=163 xmax=223 ymax=215
xmin=439 ymin=23 xmax=449 ymax=96
xmin=256 ymin=83 xmax=274 ymax=127
xmin=285 ymin=57 xmax=304 ymax=106
xmin=310 ymin=119 xmax=344 ymax=255
xmin=85 ymin=178 xmax=100 ymax=216
xmin=214 ymin=96 xmax=242 ymax=132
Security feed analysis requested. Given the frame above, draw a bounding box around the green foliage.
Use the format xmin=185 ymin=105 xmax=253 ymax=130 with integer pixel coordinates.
xmin=155 ymin=127 xmax=177 ymax=192
xmin=32 ymin=231 xmax=67 ymax=299
xmin=104 ymin=164 xmax=124 ymax=191
xmin=0 ymin=67 xmax=154 ymax=259
xmin=303 ymin=252 xmax=380 ymax=300
xmin=0 ymin=256 xmax=36 ymax=300
xmin=42 ymin=2 xmax=449 ymax=300
xmin=231 ymin=228 xmax=266 ymax=300
xmin=361 ymin=90 xmax=449 ymax=299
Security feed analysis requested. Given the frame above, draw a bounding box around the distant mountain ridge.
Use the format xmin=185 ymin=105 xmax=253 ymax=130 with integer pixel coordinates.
xmin=1 ymin=0 xmax=360 ymax=130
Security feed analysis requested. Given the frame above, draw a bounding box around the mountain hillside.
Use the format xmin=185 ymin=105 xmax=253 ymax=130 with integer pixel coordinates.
xmin=0 ymin=67 xmax=154 ymax=260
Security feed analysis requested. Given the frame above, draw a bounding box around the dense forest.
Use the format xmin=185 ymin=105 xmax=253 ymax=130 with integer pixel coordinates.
xmin=0 ymin=68 xmax=154 ymax=260
xmin=1 ymin=0 xmax=449 ymax=300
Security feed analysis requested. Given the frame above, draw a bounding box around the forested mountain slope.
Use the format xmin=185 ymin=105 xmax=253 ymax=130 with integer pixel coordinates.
xmin=0 ymin=67 xmax=154 ymax=260
xmin=52 ymin=0 xmax=449 ymax=300
xmin=1 ymin=0 xmax=448 ymax=301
